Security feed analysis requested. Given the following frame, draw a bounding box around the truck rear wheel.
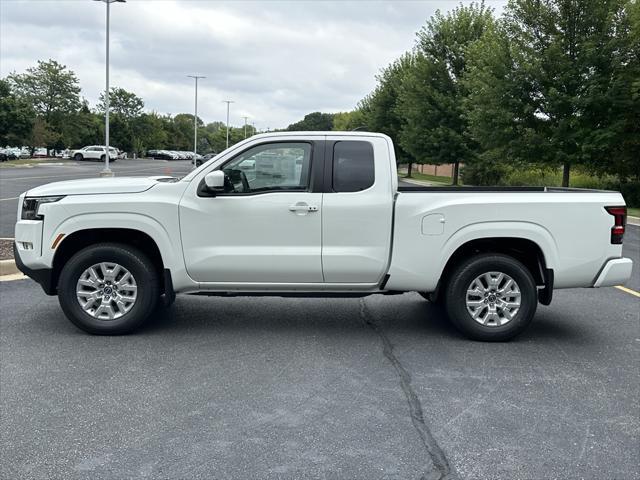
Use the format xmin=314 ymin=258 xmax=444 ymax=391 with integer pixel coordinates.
xmin=444 ymin=254 xmax=537 ymax=341
xmin=58 ymin=243 xmax=159 ymax=335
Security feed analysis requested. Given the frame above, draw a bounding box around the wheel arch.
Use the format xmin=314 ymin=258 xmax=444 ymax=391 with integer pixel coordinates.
xmin=434 ymin=223 xmax=558 ymax=304
xmin=51 ymin=227 xmax=173 ymax=296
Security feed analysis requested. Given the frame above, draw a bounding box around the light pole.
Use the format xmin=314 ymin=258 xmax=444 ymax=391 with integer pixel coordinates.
xmin=222 ymin=100 xmax=234 ymax=148
xmin=187 ymin=75 xmax=206 ymax=163
xmin=242 ymin=116 xmax=249 ymax=139
xmin=95 ymin=0 xmax=125 ymax=178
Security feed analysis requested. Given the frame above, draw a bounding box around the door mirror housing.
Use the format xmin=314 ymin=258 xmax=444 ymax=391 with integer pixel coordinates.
xmin=204 ymin=170 xmax=225 ymax=190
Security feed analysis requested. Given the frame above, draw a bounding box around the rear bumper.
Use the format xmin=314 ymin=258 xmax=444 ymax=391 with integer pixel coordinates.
xmin=593 ymin=258 xmax=633 ymax=288
xmin=13 ymin=242 xmax=56 ymax=295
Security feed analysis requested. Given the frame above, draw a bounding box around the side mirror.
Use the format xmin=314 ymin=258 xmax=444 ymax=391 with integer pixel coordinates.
xmin=204 ymin=170 xmax=225 ymax=190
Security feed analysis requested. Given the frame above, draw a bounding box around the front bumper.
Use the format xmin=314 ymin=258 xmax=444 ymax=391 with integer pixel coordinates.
xmin=13 ymin=242 xmax=56 ymax=295
xmin=593 ymin=258 xmax=633 ymax=288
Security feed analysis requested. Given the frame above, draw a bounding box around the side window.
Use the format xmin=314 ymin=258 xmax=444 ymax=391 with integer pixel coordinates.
xmin=221 ymin=142 xmax=312 ymax=194
xmin=332 ymin=141 xmax=375 ymax=192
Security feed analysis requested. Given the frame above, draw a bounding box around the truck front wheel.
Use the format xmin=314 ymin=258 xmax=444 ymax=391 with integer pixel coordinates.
xmin=57 ymin=243 xmax=160 ymax=335
xmin=444 ymin=254 xmax=537 ymax=341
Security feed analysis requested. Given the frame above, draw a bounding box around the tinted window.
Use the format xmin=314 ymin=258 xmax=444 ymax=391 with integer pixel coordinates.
xmin=332 ymin=141 xmax=374 ymax=192
xmin=221 ymin=142 xmax=312 ymax=194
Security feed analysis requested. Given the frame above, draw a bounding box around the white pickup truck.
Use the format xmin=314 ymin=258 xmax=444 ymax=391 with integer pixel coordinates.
xmin=14 ymin=132 xmax=633 ymax=340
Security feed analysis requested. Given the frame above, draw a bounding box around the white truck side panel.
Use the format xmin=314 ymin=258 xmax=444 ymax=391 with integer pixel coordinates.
xmin=321 ymin=135 xmax=394 ymax=283
xmin=386 ymin=190 xmax=625 ymax=291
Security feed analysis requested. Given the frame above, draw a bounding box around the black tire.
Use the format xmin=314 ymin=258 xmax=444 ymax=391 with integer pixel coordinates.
xmin=100 ymin=154 xmax=106 ymax=162
xmin=444 ymin=254 xmax=537 ymax=342
xmin=74 ymin=153 xmax=83 ymax=161
xmin=58 ymin=243 xmax=160 ymax=335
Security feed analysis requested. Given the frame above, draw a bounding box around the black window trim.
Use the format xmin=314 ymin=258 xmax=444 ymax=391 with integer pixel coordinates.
xmin=197 ymin=140 xmax=325 ymax=197
xmin=323 ymin=139 xmax=376 ymax=194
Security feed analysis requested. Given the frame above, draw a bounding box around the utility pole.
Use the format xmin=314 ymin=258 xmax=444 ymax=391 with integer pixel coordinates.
xmin=242 ymin=116 xmax=249 ymax=139
xmin=222 ymin=100 xmax=234 ymax=148
xmin=187 ymin=75 xmax=206 ymax=162
xmin=95 ymin=0 xmax=126 ymax=177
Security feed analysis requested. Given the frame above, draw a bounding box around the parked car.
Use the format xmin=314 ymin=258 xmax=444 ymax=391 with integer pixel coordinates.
xmin=4 ymin=148 xmax=21 ymax=160
xmin=147 ymin=150 xmax=177 ymax=160
xmin=13 ymin=132 xmax=633 ymax=340
xmin=194 ymin=152 xmax=216 ymax=167
xmin=33 ymin=148 xmax=48 ymax=158
xmin=0 ymin=149 xmax=8 ymax=162
xmin=71 ymin=146 xmax=118 ymax=162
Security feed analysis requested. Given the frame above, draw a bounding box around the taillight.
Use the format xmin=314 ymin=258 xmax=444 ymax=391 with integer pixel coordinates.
xmin=605 ymin=206 xmax=627 ymax=244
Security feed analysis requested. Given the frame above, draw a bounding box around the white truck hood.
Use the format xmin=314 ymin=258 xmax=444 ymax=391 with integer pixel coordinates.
xmin=26 ymin=176 xmax=175 ymax=197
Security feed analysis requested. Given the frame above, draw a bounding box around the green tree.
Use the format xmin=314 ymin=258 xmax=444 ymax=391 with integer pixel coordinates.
xmin=332 ymin=110 xmax=366 ymax=131
xmin=8 ymin=59 xmax=81 ymax=121
xmin=397 ymin=3 xmax=495 ymax=184
xmin=130 ymin=112 xmax=169 ymax=155
xmin=286 ymin=112 xmax=334 ymax=131
xmin=360 ymin=53 xmax=415 ymax=173
xmin=465 ymin=0 xmax=638 ymax=186
xmin=0 ymin=79 xmax=34 ymax=146
xmin=97 ymin=87 xmax=144 ymax=118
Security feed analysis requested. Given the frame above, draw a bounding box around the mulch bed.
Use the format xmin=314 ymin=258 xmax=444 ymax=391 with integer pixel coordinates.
xmin=0 ymin=239 xmax=14 ymax=260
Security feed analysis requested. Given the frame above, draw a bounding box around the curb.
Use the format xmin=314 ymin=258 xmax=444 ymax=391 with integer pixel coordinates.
xmin=0 ymin=259 xmax=19 ymax=276
xmin=628 ymin=216 xmax=640 ymax=227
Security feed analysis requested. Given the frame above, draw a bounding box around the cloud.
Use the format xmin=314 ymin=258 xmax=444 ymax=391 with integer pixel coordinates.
xmin=0 ymin=0 xmax=506 ymax=129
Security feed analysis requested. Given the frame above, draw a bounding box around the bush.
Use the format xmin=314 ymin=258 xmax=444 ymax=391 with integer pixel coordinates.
xmin=461 ymin=157 xmax=510 ymax=185
xmin=461 ymin=161 xmax=639 ymax=206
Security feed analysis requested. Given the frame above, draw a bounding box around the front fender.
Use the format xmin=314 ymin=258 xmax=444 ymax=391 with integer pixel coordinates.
xmin=49 ymin=213 xmax=182 ymax=273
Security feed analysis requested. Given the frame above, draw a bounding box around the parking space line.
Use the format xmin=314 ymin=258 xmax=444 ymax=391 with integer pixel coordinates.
xmin=615 ymin=285 xmax=640 ymax=298
xmin=0 ymin=197 xmax=19 ymax=202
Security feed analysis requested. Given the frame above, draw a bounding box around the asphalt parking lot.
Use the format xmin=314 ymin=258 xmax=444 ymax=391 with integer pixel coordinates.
xmin=0 ymin=160 xmax=638 ymax=479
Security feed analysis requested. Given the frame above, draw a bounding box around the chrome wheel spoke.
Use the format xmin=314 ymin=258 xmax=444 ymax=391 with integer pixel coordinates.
xmin=466 ymin=288 xmax=485 ymax=297
xmin=76 ymin=262 xmax=137 ymax=321
xmin=466 ymin=271 xmax=521 ymax=328
xmin=115 ymin=298 xmax=128 ymax=314
xmin=467 ymin=299 xmax=485 ymax=308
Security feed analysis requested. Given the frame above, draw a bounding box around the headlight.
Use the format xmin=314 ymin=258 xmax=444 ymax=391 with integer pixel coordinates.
xmin=21 ymin=196 xmax=65 ymax=220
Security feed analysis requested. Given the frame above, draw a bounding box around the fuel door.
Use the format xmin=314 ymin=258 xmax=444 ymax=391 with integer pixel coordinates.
xmin=421 ymin=213 xmax=445 ymax=235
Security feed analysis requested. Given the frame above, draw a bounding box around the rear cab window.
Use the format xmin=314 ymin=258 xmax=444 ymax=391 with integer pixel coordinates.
xmin=332 ymin=141 xmax=375 ymax=192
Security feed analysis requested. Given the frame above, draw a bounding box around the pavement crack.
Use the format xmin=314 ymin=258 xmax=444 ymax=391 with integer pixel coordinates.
xmin=359 ymin=298 xmax=458 ymax=480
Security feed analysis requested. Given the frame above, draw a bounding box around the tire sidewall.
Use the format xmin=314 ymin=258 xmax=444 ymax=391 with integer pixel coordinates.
xmin=58 ymin=244 xmax=158 ymax=334
xmin=445 ymin=254 xmax=537 ymax=341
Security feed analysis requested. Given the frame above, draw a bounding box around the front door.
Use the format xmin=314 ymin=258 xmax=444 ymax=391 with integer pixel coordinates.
xmin=180 ymin=141 xmax=323 ymax=284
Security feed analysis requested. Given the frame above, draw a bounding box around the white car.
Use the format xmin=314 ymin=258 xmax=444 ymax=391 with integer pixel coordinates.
xmin=13 ymin=132 xmax=633 ymax=340
xmin=71 ymin=146 xmax=118 ymax=162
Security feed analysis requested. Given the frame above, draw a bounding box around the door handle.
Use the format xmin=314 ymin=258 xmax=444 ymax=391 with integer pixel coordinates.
xmin=289 ymin=203 xmax=318 ymax=213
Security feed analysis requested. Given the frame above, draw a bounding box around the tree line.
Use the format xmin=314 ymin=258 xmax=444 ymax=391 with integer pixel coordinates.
xmin=287 ymin=0 xmax=639 ymax=189
xmin=0 ymin=59 xmax=256 ymax=156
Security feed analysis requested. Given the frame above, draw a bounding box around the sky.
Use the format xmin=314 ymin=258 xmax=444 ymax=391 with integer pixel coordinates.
xmin=0 ymin=0 xmax=506 ymax=130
